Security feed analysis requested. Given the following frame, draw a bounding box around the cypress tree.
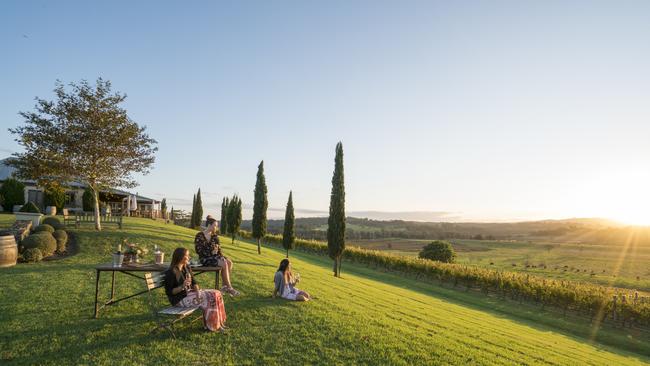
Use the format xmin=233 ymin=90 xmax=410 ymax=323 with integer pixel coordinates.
xmin=170 ymin=206 xmax=175 ymax=221
xmin=227 ymin=195 xmax=242 ymax=244
xmin=190 ymin=194 xmax=196 ymax=229
xmin=327 ymin=142 xmax=346 ymax=277
xmin=251 ymin=160 xmax=268 ymax=254
xmin=160 ymin=198 xmax=167 ymax=219
xmin=220 ymin=197 xmax=229 ymax=235
xmin=195 ymin=188 xmax=203 ymax=228
xmin=282 ymin=191 xmax=295 ymax=258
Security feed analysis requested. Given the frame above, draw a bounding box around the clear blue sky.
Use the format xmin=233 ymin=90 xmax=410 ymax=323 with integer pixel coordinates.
xmin=1 ymin=1 xmax=649 ymax=224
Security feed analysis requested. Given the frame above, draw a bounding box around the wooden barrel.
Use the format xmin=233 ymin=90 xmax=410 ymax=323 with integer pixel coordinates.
xmin=0 ymin=232 xmax=17 ymax=268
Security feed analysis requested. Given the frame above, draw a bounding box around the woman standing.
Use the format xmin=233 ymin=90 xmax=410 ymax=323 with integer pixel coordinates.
xmin=194 ymin=215 xmax=240 ymax=296
xmin=164 ymin=247 xmax=227 ymax=332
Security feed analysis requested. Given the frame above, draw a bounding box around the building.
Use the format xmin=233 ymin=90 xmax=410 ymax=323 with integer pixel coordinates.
xmin=0 ymin=158 xmax=161 ymax=217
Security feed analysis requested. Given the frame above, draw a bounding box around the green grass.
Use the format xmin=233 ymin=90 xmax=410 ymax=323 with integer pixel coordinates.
xmin=351 ymin=237 xmax=650 ymax=292
xmin=1 ymin=217 xmax=649 ymax=365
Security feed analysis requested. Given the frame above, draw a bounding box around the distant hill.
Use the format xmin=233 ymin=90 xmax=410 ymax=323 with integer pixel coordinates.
xmin=242 ymin=216 xmax=648 ymax=246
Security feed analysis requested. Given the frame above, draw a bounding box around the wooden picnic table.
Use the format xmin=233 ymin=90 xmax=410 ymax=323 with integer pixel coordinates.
xmin=93 ymin=262 xmax=222 ymax=318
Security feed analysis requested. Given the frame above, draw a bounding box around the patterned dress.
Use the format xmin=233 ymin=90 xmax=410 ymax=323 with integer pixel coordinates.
xmin=194 ymin=231 xmax=223 ymax=267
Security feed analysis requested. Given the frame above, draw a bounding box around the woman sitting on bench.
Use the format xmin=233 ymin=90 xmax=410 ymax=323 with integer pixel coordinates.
xmin=164 ymin=247 xmax=227 ymax=332
xmin=194 ymin=215 xmax=240 ymax=296
xmin=273 ymin=259 xmax=312 ymax=301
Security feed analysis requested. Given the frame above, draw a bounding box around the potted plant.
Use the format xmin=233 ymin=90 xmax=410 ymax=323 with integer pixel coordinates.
xmin=15 ymin=202 xmax=43 ymax=227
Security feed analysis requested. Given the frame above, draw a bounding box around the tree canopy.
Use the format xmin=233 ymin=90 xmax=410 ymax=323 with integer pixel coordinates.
xmin=418 ymin=241 xmax=456 ymax=263
xmin=7 ymin=78 xmax=157 ymax=230
xmin=251 ymin=160 xmax=268 ymax=254
xmin=327 ymin=142 xmax=346 ymax=277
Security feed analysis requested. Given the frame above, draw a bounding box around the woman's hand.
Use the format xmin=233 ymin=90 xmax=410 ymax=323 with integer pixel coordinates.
xmin=192 ymin=284 xmax=200 ymax=291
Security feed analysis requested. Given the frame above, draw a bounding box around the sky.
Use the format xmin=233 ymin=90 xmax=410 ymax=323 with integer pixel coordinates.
xmin=1 ymin=1 xmax=649 ymax=224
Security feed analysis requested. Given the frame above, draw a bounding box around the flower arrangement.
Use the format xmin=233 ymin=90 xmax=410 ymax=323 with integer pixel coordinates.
xmin=121 ymin=239 xmax=148 ymax=263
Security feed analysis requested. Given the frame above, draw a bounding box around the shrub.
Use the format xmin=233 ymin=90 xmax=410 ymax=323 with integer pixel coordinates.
xmin=53 ymin=230 xmax=68 ymax=253
xmin=419 ymin=241 xmax=457 ymax=263
xmin=34 ymin=224 xmax=55 ymax=233
xmin=0 ymin=177 xmax=26 ymax=212
xmin=0 ymin=193 xmax=4 ymax=208
xmin=82 ymin=188 xmax=95 ymax=212
xmin=19 ymin=202 xmax=41 ymax=214
xmin=23 ymin=248 xmax=43 ymax=263
xmin=42 ymin=216 xmax=65 ymax=230
xmin=21 ymin=232 xmax=57 ymax=257
xmin=44 ymin=186 xmax=66 ymax=211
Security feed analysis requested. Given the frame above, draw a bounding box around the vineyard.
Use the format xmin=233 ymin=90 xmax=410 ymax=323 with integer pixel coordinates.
xmin=242 ymin=231 xmax=650 ymax=328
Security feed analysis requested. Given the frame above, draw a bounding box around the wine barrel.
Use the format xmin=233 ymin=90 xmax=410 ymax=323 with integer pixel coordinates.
xmin=0 ymin=232 xmax=18 ymax=268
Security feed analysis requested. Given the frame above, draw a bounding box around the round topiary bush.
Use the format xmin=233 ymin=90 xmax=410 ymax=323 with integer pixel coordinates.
xmin=53 ymin=230 xmax=68 ymax=253
xmin=21 ymin=233 xmax=57 ymax=257
xmin=34 ymin=224 xmax=55 ymax=233
xmin=23 ymin=248 xmax=43 ymax=263
xmin=418 ymin=240 xmax=457 ymax=263
xmin=42 ymin=217 xmax=65 ymax=230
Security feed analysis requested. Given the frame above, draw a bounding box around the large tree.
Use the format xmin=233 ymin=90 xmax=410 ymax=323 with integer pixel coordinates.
xmin=7 ymin=78 xmax=157 ymax=230
xmin=282 ymin=191 xmax=295 ymax=258
xmin=327 ymin=142 xmax=346 ymax=277
xmin=227 ymin=194 xmax=242 ymax=244
xmin=160 ymin=198 xmax=167 ymax=220
xmin=251 ymin=160 xmax=268 ymax=254
xmin=220 ymin=197 xmax=229 ymax=234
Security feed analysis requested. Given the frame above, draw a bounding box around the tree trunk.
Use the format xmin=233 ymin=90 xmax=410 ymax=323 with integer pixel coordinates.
xmin=257 ymin=238 xmax=261 ymax=254
xmin=92 ymin=187 xmax=102 ymax=231
xmin=338 ymin=257 xmax=342 ymax=277
xmin=286 ymin=248 xmax=289 ymax=258
xmin=333 ymin=259 xmax=338 ymax=277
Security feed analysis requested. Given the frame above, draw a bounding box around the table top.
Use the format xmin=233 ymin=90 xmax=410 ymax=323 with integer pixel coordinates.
xmin=95 ymin=263 xmax=222 ymax=271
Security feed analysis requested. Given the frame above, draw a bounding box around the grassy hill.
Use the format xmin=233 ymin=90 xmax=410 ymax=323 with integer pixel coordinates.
xmin=1 ymin=216 xmax=649 ymax=365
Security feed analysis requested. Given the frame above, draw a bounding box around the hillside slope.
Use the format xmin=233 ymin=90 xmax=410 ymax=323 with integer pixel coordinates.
xmin=0 ymin=217 xmax=648 ymax=365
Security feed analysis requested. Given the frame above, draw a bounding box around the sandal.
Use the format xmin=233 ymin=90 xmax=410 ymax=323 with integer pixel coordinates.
xmin=227 ymin=287 xmax=240 ymax=296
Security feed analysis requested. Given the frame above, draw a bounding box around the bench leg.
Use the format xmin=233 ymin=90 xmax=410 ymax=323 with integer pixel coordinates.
xmin=94 ymin=269 xmax=101 ymax=318
xmin=110 ymin=271 xmax=116 ymax=301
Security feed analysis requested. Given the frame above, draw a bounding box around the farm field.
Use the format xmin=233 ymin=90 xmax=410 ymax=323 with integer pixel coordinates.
xmin=350 ymin=237 xmax=650 ymax=292
xmin=1 ymin=216 xmax=649 ymax=365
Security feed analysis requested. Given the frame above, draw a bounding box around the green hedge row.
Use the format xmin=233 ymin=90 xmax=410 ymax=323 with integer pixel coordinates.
xmin=238 ymin=230 xmax=650 ymax=327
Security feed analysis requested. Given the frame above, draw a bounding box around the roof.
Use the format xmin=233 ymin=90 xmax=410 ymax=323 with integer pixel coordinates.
xmin=0 ymin=159 xmax=159 ymax=203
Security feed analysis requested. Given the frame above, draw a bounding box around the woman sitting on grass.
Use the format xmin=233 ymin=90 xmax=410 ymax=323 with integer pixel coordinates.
xmin=273 ymin=258 xmax=312 ymax=301
xmin=194 ymin=215 xmax=240 ymax=296
xmin=164 ymin=247 xmax=227 ymax=332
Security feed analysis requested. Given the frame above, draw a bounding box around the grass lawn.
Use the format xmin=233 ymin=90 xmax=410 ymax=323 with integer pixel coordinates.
xmin=1 ymin=217 xmax=649 ymax=365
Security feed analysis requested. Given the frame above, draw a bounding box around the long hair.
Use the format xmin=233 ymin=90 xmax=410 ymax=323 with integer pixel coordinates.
xmin=277 ymin=258 xmax=293 ymax=282
xmin=205 ymin=215 xmax=218 ymax=234
xmin=170 ymin=247 xmax=188 ymax=271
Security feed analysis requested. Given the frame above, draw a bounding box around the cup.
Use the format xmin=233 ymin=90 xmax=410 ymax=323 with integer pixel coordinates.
xmin=112 ymin=253 xmax=124 ymax=267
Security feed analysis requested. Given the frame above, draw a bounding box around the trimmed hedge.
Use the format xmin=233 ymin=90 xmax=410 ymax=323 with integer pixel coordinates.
xmin=42 ymin=217 xmax=65 ymax=230
xmin=23 ymin=248 xmax=43 ymax=263
xmin=22 ymin=232 xmax=57 ymax=257
xmin=34 ymin=224 xmax=55 ymax=233
xmin=240 ymin=230 xmax=650 ymax=327
xmin=53 ymin=230 xmax=68 ymax=253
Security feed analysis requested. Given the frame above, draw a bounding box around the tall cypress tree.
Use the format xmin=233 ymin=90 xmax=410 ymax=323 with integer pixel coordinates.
xmin=282 ymin=191 xmax=296 ymax=258
xmin=327 ymin=142 xmax=346 ymax=277
xmin=220 ymin=197 xmax=229 ymax=234
xmin=170 ymin=206 xmax=175 ymax=221
xmin=190 ymin=194 xmax=196 ymax=229
xmin=252 ymin=160 xmax=268 ymax=254
xmin=227 ymin=194 xmax=242 ymax=244
xmin=195 ymin=188 xmax=203 ymax=228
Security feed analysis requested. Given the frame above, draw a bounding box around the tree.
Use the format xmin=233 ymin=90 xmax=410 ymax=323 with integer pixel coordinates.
xmin=160 ymin=198 xmax=167 ymax=219
xmin=282 ymin=191 xmax=296 ymax=258
xmin=327 ymin=142 xmax=346 ymax=277
xmin=44 ymin=183 xmax=66 ymax=212
xmin=7 ymin=78 xmax=157 ymax=230
xmin=227 ymin=194 xmax=242 ymax=244
xmin=190 ymin=194 xmax=196 ymax=228
xmin=220 ymin=197 xmax=229 ymax=234
xmin=0 ymin=177 xmax=25 ymax=212
xmin=194 ymin=188 xmax=203 ymax=228
xmin=170 ymin=206 xmax=175 ymax=221
xmin=251 ymin=160 xmax=268 ymax=254
xmin=418 ymin=241 xmax=456 ymax=263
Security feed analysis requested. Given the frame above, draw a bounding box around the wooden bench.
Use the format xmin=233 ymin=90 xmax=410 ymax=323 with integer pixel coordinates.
xmin=65 ymin=213 xmax=123 ymax=229
xmin=144 ymin=272 xmax=201 ymax=338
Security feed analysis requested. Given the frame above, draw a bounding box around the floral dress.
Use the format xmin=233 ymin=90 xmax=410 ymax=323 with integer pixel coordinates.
xmin=194 ymin=231 xmax=223 ymax=267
